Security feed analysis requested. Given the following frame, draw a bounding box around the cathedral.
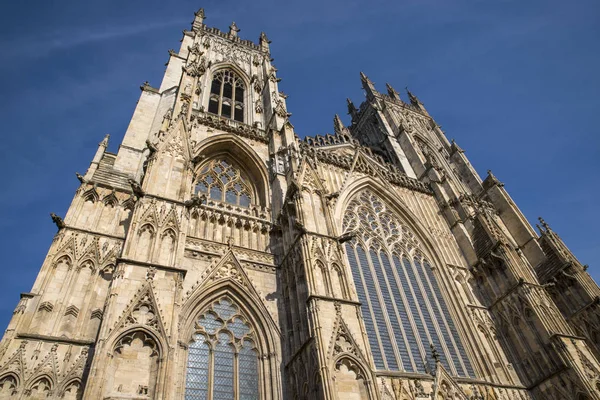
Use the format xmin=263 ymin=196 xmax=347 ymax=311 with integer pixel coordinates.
xmin=1 ymin=8 xmax=600 ymax=400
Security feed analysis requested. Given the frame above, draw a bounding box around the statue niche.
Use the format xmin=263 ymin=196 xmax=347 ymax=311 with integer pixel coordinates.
xmin=105 ymin=331 xmax=159 ymax=399
xmin=334 ymin=358 xmax=369 ymax=400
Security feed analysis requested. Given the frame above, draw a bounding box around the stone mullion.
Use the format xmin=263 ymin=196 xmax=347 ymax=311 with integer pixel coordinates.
xmin=353 ymin=245 xmax=388 ymax=370
xmin=370 ymin=250 xmax=417 ymax=369
xmin=414 ymin=260 xmax=462 ymax=376
xmin=376 ymin=250 xmax=410 ymax=371
xmin=395 ymin=255 xmax=432 ymax=370
xmin=233 ymin=350 xmax=239 ymax=400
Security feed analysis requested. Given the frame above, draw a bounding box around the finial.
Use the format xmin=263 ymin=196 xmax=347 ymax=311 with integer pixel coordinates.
xmin=229 ymin=22 xmax=240 ymax=37
xmin=359 ymin=71 xmax=374 ymax=87
xmin=333 ymin=114 xmax=345 ymax=135
xmin=259 ymin=32 xmax=271 ymax=52
xmin=192 ymin=8 xmax=206 ymax=31
xmin=386 ymin=83 xmax=400 ymax=100
xmin=536 ymin=223 xmax=543 ymax=234
xmin=100 ymin=134 xmax=110 ymax=147
xmin=538 ymin=217 xmax=551 ymax=232
xmin=405 ymin=86 xmax=420 ymax=105
xmin=259 ymin=31 xmax=271 ymax=44
xmin=347 ymin=98 xmax=357 ymax=117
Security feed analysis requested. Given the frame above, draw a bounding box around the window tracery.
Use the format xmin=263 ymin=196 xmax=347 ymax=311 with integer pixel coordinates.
xmin=208 ymin=69 xmax=245 ymax=122
xmin=195 ymin=159 xmax=253 ymax=208
xmin=0 ymin=375 xmax=17 ymax=397
xmin=342 ymin=190 xmax=474 ymax=377
xmin=185 ymin=297 xmax=259 ymax=400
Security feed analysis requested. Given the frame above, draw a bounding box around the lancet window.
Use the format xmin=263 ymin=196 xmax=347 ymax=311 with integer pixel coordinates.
xmin=195 ymin=159 xmax=253 ymax=207
xmin=185 ymin=298 xmax=259 ymax=400
xmin=208 ymin=69 xmax=245 ymax=122
xmin=342 ymin=190 xmax=474 ymax=377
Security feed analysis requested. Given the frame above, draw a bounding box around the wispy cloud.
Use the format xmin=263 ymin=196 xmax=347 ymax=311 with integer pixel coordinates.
xmin=3 ymin=18 xmax=187 ymax=60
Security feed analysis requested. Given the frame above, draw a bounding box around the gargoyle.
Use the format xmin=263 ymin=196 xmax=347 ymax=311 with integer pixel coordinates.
xmin=75 ymin=172 xmax=86 ymax=183
xmin=145 ymin=139 xmax=158 ymax=154
xmin=184 ymin=194 xmax=206 ymax=209
xmin=50 ymin=213 xmax=65 ymax=230
xmin=192 ymin=154 xmax=206 ymax=165
xmin=336 ymin=229 xmax=357 ymax=244
xmin=128 ymin=178 xmax=145 ymax=197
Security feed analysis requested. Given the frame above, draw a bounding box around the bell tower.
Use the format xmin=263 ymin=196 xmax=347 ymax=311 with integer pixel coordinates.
xmin=1 ymin=8 xmax=600 ymax=400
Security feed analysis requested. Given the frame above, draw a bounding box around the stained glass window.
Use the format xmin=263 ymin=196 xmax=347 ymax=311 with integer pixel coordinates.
xmin=208 ymin=69 xmax=245 ymax=122
xmin=343 ymin=190 xmax=473 ymax=377
xmin=185 ymin=298 xmax=259 ymax=400
xmin=195 ymin=159 xmax=253 ymax=207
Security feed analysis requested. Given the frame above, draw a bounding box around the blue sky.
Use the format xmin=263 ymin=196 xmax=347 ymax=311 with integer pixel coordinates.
xmin=0 ymin=0 xmax=598 ymax=333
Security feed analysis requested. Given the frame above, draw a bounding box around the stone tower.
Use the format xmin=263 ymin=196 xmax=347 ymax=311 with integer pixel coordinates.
xmin=0 ymin=8 xmax=599 ymax=400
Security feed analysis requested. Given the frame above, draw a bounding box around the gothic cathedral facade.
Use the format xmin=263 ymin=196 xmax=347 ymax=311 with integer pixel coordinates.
xmin=1 ymin=9 xmax=599 ymax=400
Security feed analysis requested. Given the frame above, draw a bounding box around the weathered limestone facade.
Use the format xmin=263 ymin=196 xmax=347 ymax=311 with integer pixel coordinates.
xmin=1 ymin=9 xmax=599 ymax=400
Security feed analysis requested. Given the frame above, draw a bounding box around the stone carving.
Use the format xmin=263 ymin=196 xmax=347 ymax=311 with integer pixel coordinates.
xmin=50 ymin=213 xmax=65 ymax=230
xmin=112 ymin=283 xmax=166 ymax=337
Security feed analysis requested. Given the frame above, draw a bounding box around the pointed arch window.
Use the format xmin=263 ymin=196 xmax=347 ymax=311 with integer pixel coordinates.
xmin=208 ymin=69 xmax=245 ymax=122
xmin=195 ymin=159 xmax=253 ymax=208
xmin=185 ymin=298 xmax=259 ymax=400
xmin=342 ymin=190 xmax=474 ymax=377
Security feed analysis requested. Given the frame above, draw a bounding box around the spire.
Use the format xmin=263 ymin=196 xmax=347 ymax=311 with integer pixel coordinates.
xmin=259 ymin=32 xmax=271 ymax=52
xmin=192 ymin=8 xmax=205 ymax=32
xmin=360 ymin=72 xmax=378 ymax=99
xmin=333 ymin=114 xmax=345 ymax=136
xmin=405 ymin=86 xmax=420 ymax=105
xmin=385 ymin=83 xmax=401 ymax=101
xmin=347 ymin=98 xmax=358 ymax=119
xmin=360 ymin=71 xmax=375 ymax=89
xmin=229 ymin=22 xmax=240 ymax=37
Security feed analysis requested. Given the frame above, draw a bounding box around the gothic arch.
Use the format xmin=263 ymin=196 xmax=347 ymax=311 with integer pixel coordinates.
xmin=106 ymin=325 xmax=167 ymax=361
xmin=25 ymin=374 xmax=54 ymax=397
xmin=135 ymin=223 xmax=155 ymax=262
xmin=206 ymin=63 xmax=252 ymax=123
xmin=209 ymin=62 xmax=251 ymax=88
xmin=102 ymin=328 xmax=164 ymax=399
xmin=0 ymin=372 xmax=19 ymax=396
xmin=180 ymin=280 xmax=280 ymax=356
xmin=333 ymin=177 xmax=446 ymax=270
xmin=331 ymin=354 xmax=374 ymax=400
xmin=52 ymin=254 xmax=73 ymax=269
xmin=336 ymin=179 xmax=475 ymax=377
xmin=77 ymin=258 xmax=96 ymax=273
xmin=57 ymin=378 xmax=82 ymax=399
xmin=192 ymin=134 xmax=269 ymax=206
xmin=179 ymin=281 xmax=281 ymax=400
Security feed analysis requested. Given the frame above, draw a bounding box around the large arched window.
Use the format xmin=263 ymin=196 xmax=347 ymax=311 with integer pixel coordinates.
xmin=195 ymin=159 xmax=253 ymax=207
xmin=185 ymin=297 xmax=259 ymax=400
xmin=342 ymin=190 xmax=474 ymax=377
xmin=208 ymin=69 xmax=245 ymax=122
